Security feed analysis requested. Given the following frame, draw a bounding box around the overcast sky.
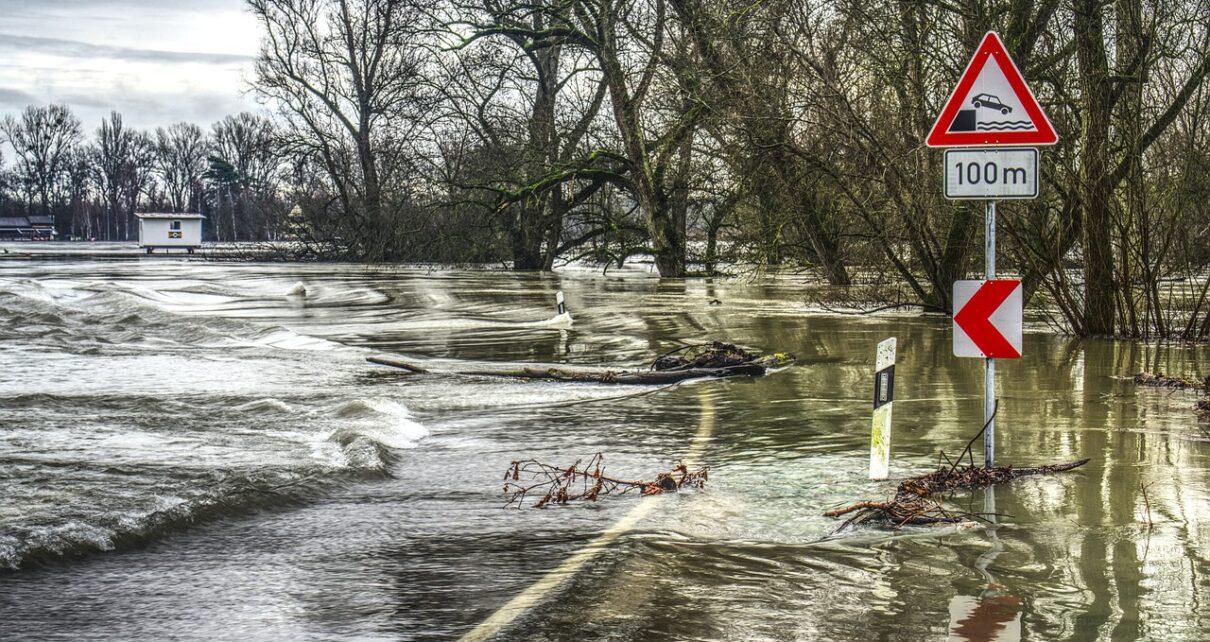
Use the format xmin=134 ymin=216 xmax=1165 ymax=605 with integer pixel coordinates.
xmin=0 ymin=0 xmax=265 ymax=133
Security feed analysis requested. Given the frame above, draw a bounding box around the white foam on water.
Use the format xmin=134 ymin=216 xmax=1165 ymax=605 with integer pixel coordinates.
xmin=528 ymin=311 xmax=573 ymax=328
xmin=315 ymin=398 xmax=431 ymax=468
xmin=234 ymin=398 xmax=295 ymax=414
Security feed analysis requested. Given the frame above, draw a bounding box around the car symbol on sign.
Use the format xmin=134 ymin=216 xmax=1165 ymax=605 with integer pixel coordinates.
xmin=971 ymin=93 xmax=1013 ymax=114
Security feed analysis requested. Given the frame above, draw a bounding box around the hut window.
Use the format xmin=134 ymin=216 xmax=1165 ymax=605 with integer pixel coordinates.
xmin=170 ymin=220 xmax=181 ymax=230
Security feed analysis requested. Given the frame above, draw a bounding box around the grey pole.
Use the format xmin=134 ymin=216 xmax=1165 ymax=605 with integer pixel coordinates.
xmin=984 ymin=200 xmax=996 ymax=467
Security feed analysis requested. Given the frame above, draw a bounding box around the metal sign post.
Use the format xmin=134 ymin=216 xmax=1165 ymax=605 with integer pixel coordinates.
xmin=928 ymin=30 xmax=1057 ymax=469
xmin=983 ymin=201 xmax=996 ymax=466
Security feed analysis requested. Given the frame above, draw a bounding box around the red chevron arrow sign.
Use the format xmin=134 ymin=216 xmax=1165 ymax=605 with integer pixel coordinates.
xmin=953 ymin=279 xmax=1023 ymax=358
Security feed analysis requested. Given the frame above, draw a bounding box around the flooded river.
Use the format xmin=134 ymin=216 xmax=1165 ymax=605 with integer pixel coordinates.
xmin=0 ymin=256 xmax=1207 ymax=640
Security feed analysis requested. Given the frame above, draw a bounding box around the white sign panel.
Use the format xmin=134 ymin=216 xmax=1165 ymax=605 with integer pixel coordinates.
xmin=945 ymin=148 xmax=1038 ymax=199
xmin=926 ymin=31 xmax=1058 ymax=147
xmin=953 ymin=280 xmax=1023 ymax=359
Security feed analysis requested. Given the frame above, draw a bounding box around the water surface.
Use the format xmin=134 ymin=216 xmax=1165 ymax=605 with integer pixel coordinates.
xmin=0 ymin=256 xmax=1206 ymax=640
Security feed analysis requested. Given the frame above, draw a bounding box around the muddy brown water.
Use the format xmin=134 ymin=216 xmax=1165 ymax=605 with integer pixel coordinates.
xmin=0 ymin=257 xmax=1206 ymax=640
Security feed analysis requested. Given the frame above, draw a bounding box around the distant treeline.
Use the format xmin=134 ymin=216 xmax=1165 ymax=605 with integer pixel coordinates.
xmin=3 ymin=0 xmax=1208 ymax=340
xmin=0 ymin=108 xmax=288 ymax=243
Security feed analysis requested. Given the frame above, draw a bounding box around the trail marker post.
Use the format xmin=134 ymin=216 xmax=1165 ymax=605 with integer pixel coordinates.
xmin=555 ymin=291 xmax=566 ymax=316
xmin=927 ymin=31 xmax=1056 ymax=467
xmin=870 ymin=338 xmax=896 ymax=480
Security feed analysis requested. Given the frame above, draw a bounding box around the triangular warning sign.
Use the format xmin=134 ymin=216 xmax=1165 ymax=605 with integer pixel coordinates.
xmin=926 ymin=31 xmax=1058 ymax=147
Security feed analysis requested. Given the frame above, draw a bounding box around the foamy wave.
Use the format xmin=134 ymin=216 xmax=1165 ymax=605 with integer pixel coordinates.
xmin=318 ymin=399 xmax=430 ymax=468
xmin=0 ymin=478 xmax=319 ymax=571
xmin=252 ymin=327 xmax=346 ymax=351
xmin=234 ymin=398 xmax=295 ymax=414
xmin=0 ymin=280 xmax=352 ymax=353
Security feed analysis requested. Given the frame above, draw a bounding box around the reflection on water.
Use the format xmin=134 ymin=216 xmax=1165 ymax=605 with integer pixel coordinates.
xmin=949 ymin=595 xmax=1021 ymax=641
xmin=0 ymin=257 xmax=1206 ymax=640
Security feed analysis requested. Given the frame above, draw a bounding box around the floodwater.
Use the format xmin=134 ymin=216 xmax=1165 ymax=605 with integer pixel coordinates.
xmin=0 ymin=254 xmax=1206 ymax=641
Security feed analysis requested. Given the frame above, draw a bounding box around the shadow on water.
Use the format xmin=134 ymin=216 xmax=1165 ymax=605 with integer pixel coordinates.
xmin=0 ymin=261 xmax=1206 ymax=640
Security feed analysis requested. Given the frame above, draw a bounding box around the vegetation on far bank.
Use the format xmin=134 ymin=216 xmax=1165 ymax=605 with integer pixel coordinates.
xmin=0 ymin=0 xmax=1207 ymax=340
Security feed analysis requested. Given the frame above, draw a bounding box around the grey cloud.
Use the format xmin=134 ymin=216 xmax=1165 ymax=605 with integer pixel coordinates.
xmin=0 ymin=34 xmax=254 ymax=65
xmin=0 ymin=87 xmax=40 ymax=107
xmin=0 ymin=0 xmax=234 ymax=13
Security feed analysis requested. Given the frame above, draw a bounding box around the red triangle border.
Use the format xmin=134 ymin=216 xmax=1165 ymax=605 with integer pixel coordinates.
xmin=926 ymin=32 xmax=1058 ymax=147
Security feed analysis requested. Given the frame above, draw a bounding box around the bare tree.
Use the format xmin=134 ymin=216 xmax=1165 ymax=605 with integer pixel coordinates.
xmin=249 ymin=0 xmax=432 ymax=260
xmin=439 ymin=1 xmax=615 ymax=269
xmin=208 ymin=112 xmax=281 ymax=240
xmin=92 ymin=112 xmax=138 ymax=240
xmin=1 ymin=104 xmax=83 ymax=234
xmin=457 ymin=0 xmax=704 ymax=276
xmin=154 ymin=123 xmax=208 ymax=213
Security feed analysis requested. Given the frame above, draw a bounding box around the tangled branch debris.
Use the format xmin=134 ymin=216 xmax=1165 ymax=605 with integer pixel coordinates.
xmin=824 ymin=459 xmax=1090 ymax=531
xmin=825 ymin=406 xmax=1089 ymax=531
xmin=503 ymin=453 xmax=707 ymax=508
xmin=650 ymin=342 xmax=760 ymax=371
xmin=369 ymin=342 xmax=794 ymax=384
xmin=1133 ymin=371 xmax=1209 ymax=391
xmin=1133 ymin=371 xmax=1210 ymax=419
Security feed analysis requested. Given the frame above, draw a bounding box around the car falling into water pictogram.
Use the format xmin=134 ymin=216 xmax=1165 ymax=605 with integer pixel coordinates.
xmin=971 ymin=93 xmax=1013 ymax=114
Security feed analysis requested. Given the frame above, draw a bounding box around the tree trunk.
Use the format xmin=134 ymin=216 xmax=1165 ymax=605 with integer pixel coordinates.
xmin=1075 ymin=0 xmax=1117 ymax=336
xmin=511 ymin=200 xmax=546 ymax=270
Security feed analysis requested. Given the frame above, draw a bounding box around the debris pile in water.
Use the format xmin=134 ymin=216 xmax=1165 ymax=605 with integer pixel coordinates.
xmin=1133 ymin=371 xmax=1209 ymax=419
xmin=825 ymin=459 xmax=1090 ymax=530
xmin=503 ymin=453 xmax=707 ymax=508
xmin=650 ymin=342 xmax=761 ymax=371
xmin=826 ymin=407 xmax=1089 ymax=530
xmin=1133 ymin=371 xmax=1208 ymax=391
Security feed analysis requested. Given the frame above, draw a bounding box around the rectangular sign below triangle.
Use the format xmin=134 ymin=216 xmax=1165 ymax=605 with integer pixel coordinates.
xmin=927 ymin=32 xmax=1058 ymax=147
xmin=953 ymin=279 xmax=1023 ymax=358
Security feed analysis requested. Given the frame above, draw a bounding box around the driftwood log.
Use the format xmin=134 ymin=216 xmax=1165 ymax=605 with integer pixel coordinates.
xmin=368 ymin=342 xmax=795 ymax=385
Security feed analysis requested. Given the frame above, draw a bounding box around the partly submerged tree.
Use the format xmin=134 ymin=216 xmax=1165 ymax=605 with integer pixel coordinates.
xmin=248 ymin=0 xmax=433 ymax=260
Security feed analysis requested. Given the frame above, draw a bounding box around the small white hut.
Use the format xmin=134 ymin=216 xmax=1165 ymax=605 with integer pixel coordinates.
xmin=136 ymin=213 xmax=204 ymax=254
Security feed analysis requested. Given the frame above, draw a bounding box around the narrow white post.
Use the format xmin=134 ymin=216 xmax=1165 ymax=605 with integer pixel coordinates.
xmin=870 ymin=338 xmax=897 ymax=480
xmin=555 ymin=291 xmax=566 ymax=316
xmin=984 ymin=200 xmax=996 ymax=467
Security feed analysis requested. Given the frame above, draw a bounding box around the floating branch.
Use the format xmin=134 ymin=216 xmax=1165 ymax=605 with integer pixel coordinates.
xmin=369 ymin=342 xmax=794 ymax=385
xmin=503 ymin=453 xmax=708 ymax=509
